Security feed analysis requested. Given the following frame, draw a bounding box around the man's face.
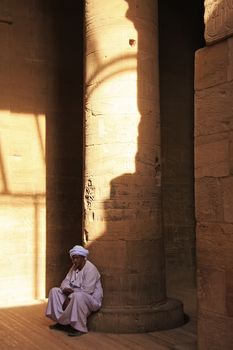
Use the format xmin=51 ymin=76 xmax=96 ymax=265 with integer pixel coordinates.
xmin=71 ymin=254 xmax=85 ymax=270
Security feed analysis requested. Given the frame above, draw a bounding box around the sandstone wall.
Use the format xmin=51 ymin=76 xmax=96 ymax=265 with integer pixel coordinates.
xmin=195 ymin=1 xmax=233 ymax=348
xmin=0 ymin=0 xmax=83 ymax=304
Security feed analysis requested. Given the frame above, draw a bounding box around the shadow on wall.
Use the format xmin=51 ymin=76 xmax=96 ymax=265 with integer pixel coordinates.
xmin=158 ymin=0 xmax=205 ymax=290
xmin=82 ymin=0 xmax=166 ymax=315
xmin=43 ymin=0 xmax=84 ymax=293
xmin=82 ymin=0 xmax=206 ymax=309
xmin=0 ymin=0 xmax=84 ymax=305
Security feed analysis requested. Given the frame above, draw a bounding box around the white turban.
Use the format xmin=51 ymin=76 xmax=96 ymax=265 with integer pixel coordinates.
xmin=69 ymin=245 xmax=89 ymax=258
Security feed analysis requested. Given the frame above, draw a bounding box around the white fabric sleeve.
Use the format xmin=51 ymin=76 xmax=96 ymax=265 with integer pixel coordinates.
xmin=60 ymin=267 xmax=73 ymax=291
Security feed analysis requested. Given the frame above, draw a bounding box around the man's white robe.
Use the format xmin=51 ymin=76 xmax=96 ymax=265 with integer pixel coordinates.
xmin=46 ymin=260 xmax=103 ymax=332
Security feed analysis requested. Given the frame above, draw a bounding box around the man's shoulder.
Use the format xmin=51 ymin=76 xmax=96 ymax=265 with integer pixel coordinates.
xmin=85 ymin=260 xmax=96 ymax=269
xmin=85 ymin=260 xmax=100 ymax=274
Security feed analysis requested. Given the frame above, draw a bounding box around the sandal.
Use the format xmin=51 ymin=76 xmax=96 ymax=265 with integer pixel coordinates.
xmin=49 ymin=323 xmax=70 ymax=332
xmin=67 ymin=328 xmax=85 ymax=337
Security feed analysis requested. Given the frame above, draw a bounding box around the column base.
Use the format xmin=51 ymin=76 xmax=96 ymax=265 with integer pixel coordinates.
xmin=88 ymin=298 xmax=184 ymax=333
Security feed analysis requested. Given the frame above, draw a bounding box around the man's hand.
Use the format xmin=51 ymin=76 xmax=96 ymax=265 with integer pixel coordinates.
xmin=62 ymin=288 xmax=73 ymax=296
xmin=62 ymin=297 xmax=70 ymax=311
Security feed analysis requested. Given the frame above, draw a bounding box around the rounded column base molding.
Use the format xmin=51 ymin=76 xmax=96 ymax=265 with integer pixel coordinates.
xmin=88 ymin=298 xmax=184 ymax=333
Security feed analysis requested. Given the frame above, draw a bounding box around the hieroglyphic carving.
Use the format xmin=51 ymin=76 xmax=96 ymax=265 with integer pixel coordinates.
xmin=205 ymin=0 xmax=233 ymax=44
xmin=84 ymin=178 xmax=95 ymax=209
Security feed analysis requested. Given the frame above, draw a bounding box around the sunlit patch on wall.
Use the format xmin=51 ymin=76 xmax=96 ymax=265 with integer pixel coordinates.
xmin=0 ymin=110 xmax=46 ymax=307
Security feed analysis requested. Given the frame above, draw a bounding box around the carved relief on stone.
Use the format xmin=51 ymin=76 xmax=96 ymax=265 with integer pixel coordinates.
xmin=84 ymin=178 xmax=95 ymax=210
xmin=204 ymin=0 xmax=233 ymax=44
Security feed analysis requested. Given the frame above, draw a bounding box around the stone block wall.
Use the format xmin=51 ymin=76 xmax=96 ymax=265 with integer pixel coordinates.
xmin=0 ymin=0 xmax=84 ymax=305
xmin=195 ymin=1 xmax=233 ymax=346
xmin=0 ymin=0 xmax=48 ymax=305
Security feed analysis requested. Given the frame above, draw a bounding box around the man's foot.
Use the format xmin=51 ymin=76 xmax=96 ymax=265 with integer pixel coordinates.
xmin=67 ymin=327 xmax=85 ymax=337
xmin=49 ymin=323 xmax=70 ymax=332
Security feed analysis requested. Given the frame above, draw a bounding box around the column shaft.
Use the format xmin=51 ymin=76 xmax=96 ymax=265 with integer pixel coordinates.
xmin=84 ymin=0 xmax=183 ymax=332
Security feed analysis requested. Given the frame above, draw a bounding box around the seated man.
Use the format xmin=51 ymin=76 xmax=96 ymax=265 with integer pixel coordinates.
xmin=46 ymin=245 xmax=103 ymax=337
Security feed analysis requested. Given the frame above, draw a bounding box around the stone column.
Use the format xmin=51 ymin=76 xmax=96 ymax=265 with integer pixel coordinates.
xmin=195 ymin=1 xmax=233 ymax=349
xmin=84 ymin=0 xmax=183 ymax=332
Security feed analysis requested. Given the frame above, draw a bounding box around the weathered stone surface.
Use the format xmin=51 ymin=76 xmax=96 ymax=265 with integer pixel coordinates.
xmin=85 ymin=215 xmax=161 ymax=242
xmin=84 ymin=0 xmax=183 ymax=332
xmin=195 ymin=81 xmax=233 ymax=137
xmin=100 ymin=270 xmax=164 ymax=307
xmin=197 ymin=266 xmax=226 ymax=315
xmin=165 ymin=226 xmax=196 ymax=289
xmin=198 ymin=309 xmax=233 ymax=350
xmin=204 ymin=0 xmax=233 ymax=44
xmin=222 ymin=176 xmax=233 ymax=222
xmin=196 ymin=223 xmax=233 ymax=270
xmin=162 ymin=184 xmax=195 ymax=227
xmin=88 ymin=298 xmax=184 ymax=334
xmin=226 ymin=269 xmax=233 ymax=316
xmin=228 ymin=36 xmax=233 ymax=81
xmin=195 ymin=178 xmax=224 ymax=222
xmin=195 ymin=41 xmax=228 ymax=90
xmin=230 ymin=131 xmax=233 ymax=173
xmin=195 ymin=36 xmax=233 ymax=346
xmin=195 ymin=133 xmax=230 ymax=178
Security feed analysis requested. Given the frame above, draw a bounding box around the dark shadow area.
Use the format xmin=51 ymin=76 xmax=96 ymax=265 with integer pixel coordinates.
xmin=158 ymin=0 xmax=205 ymax=292
xmin=42 ymin=1 xmax=84 ymax=292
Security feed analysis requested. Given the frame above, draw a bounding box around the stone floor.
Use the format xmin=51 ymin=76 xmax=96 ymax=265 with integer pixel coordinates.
xmin=0 ymin=289 xmax=196 ymax=350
